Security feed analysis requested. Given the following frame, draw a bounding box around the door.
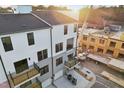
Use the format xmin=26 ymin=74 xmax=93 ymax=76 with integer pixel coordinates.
xmin=42 ymin=78 xmax=52 ymax=88
xmin=54 ymin=70 xmax=63 ymax=80
xmin=14 ymin=59 xmax=29 ymax=74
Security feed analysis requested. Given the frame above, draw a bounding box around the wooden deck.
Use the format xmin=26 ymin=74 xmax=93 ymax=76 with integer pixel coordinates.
xmin=9 ymin=68 xmax=39 ymax=87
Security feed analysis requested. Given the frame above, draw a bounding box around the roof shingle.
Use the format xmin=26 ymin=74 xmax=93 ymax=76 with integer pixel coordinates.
xmin=33 ymin=11 xmax=78 ymax=25
xmin=0 ymin=13 xmax=51 ymax=35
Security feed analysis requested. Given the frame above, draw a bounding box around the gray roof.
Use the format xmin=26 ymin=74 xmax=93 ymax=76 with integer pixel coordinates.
xmin=0 ymin=13 xmax=51 ymax=35
xmin=33 ymin=11 xmax=78 ymax=25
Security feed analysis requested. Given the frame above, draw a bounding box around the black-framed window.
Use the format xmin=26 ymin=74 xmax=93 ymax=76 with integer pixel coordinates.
xmin=56 ymin=57 xmax=63 ymax=66
xmin=64 ymin=25 xmax=68 ymax=35
xmin=1 ymin=36 xmax=13 ymax=52
xmin=27 ymin=32 xmax=35 ymax=46
xmin=56 ymin=42 xmax=63 ymax=53
xmin=74 ymin=24 xmax=77 ymax=32
xmin=37 ymin=49 xmax=48 ymax=61
xmin=67 ymin=38 xmax=74 ymax=51
xmin=41 ymin=65 xmax=49 ymax=76
xmin=14 ymin=59 xmax=29 ymax=74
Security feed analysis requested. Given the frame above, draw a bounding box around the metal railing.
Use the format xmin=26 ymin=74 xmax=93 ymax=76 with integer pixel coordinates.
xmin=33 ymin=62 xmax=40 ymax=73
xmin=64 ymin=59 xmax=79 ymax=68
xmin=9 ymin=66 xmax=39 ymax=86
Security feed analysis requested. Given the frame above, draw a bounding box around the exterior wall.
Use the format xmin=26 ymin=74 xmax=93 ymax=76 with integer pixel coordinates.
xmin=52 ymin=23 xmax=77 ymax=76
xmin=53 ymin=52 xmax=65 ymax=74
xmin=80 ymin=34 xmax=124 ymax=59
xmin=0 ymin=60 xmax=7 ymax=84
xmin=0 ymin=28 xmax=51 ymax=84
xmin=0 ymin=23 xmax=77 ymax=86
xmin=36 ymin=58 xmax=52 ymax=82
xmin=52 ymin=24 xmax=77 ymax=57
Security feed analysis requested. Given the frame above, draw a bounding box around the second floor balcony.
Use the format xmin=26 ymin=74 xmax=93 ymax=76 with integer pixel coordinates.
xmin=64 ymin=58 xmax=79 ymax=70
xmin=8 ymin=67 xmax=39 ymax=87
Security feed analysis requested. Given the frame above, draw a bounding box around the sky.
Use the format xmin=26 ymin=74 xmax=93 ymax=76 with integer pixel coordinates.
xmin=0 ymin=5 xmax=87 ymax=11
xmin=67 ymin=5 xmax=86 ymax=10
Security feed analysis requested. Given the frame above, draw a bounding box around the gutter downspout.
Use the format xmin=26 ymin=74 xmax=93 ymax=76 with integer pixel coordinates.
xmin=31 ymin=13 xmax=55 ymax=84
xmin=49 ymin=28 xmax=54 ymax=84
xmin=0 ymin=55 xmax=11 ymax=88
xmin=75 ymin=24 xmax=78 ymax=56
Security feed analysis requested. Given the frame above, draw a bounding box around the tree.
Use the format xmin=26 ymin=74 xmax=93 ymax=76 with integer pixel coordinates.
xmin=32 ymin=5 xmax=69 ymax=11
xmin=0 ymin=7 xmax=12 ymax=13
xmin=32 ymin=5 xmax=47 ymax=11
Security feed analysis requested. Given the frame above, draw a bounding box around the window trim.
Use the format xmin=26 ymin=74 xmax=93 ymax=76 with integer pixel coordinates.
xmin=40 ymin=65 xmax=49 ymax=76
xmin=37 ymin=49 xmax=48 ymax=61
xmin=14 ymin=59 xmax=29 ymax=74
xmin=74 ymin=24 xmax=77 ymax=33
xmin=67 ymin=38 xmax=74 ymax=51
xmin=55 ymin=42 xmax=63 ymax=53
xmin=27 ymin=32 xmax=35 ymax=46
xmin=1 ymin=36 xmax=13 ymax=52
xmin=64 ymin=25 xmax=68 ymax=35
xmin=56 ymin=57 xmax=63 ymax=66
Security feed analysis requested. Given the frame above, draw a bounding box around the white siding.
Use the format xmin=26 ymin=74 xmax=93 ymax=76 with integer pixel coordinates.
xmin=0 ymin=60 xmax=7 ymax=83
xmin=0 ymin=23 xmax=77 ymax=85
xmin=52 ymin=23 xmax=77 ymax=57
xmin=0 ymin=28 xmax=51 ymax=81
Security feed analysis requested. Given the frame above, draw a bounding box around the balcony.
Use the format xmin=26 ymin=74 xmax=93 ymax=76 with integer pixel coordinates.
xmin=19 ymin=77 xmax=42 ymax=88
xmin=9 ymin=67 xmax=39 ymax=87
xmin=64 ymin=59 xmax=79 ymax=70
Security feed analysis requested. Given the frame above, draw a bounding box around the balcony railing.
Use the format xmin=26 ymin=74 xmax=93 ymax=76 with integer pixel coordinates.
xmin=26 ymin=77 xmax=42 ymax=88
xmin=9 ymin=67 xmax=39 ymax=87
xmin=64 ymin=59 xmax=79 ymax=69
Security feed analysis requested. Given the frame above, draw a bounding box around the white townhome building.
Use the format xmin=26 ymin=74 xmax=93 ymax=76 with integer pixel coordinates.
xmin=0 ymin=6 xmax=78 ymax=88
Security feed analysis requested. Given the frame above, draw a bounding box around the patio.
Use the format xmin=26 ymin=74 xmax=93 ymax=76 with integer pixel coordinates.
xmin=53 ymin=66 xmax=96 ymax=88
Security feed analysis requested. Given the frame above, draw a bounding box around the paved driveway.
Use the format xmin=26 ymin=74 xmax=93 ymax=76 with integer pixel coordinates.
xmin=80 ymin=60 xmax=123 ymax=88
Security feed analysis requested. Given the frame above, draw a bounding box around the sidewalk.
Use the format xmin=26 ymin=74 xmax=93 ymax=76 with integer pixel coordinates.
xmin=87 ymin=53 xmax=110 ymax=65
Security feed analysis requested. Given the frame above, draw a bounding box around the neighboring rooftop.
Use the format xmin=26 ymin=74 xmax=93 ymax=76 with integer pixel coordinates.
xmin=82 ymin=28 xmax=124 ymax=41
xmin=82 ymin=28 xmax=101 ymax=36
xmin=0 ymin=13 xmax=51 ymax=35
xmin=110 ymin=31 xmax=124 ymax=41
xmin=33 ymin=10 xmax=78 ymax=25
